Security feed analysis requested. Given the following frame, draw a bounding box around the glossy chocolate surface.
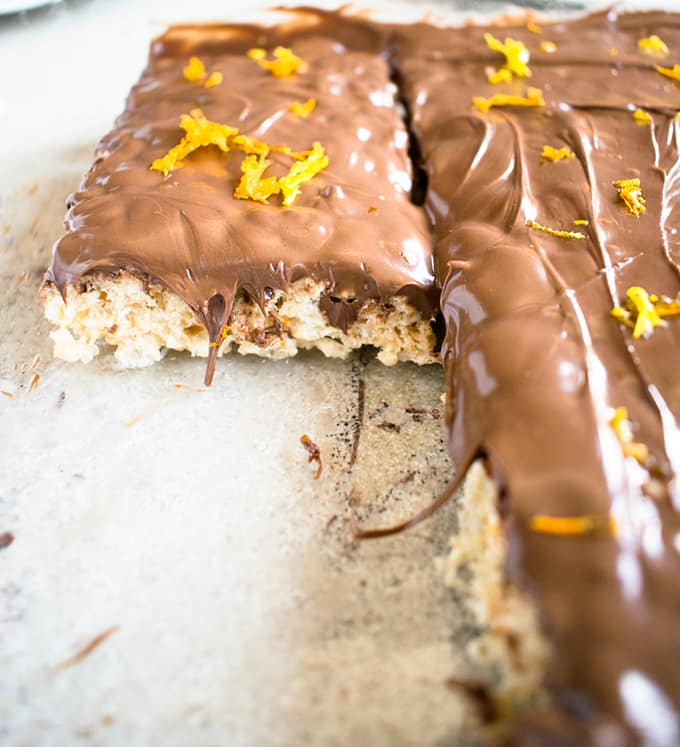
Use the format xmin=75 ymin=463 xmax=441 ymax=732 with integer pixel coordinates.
xmin=396 ymin=10 xmax=680 ymax=745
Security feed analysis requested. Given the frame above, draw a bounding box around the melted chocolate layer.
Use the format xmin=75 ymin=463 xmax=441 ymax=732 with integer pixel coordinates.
xmin=45 ymin=8 xmax=680 ymax=745
xmin=396 ymin=9 xmax=680 ymax=745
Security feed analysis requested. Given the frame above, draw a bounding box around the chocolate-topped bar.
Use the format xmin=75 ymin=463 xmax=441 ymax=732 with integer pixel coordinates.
xmin=42 ymin=7 xmax=680 ymax=745
xmin=396 ymin=9 xmax=680 ymax=744
xmin=43 ymin=13 xmax=437 ymax=381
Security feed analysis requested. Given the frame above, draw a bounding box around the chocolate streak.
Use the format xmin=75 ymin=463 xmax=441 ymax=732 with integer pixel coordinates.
xmin=396 ymin=10 xmax=680 ymax=745
xmin=45 ymin=8 xmax=680 ymax=745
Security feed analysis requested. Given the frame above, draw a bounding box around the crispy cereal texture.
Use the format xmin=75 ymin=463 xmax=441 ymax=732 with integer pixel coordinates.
xmin=42 ymin=273 xmax=436 ymax=369
xmin=440 ymin=461 xmax=550 ymax=717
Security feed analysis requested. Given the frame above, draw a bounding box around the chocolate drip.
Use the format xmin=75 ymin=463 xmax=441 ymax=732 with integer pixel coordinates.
xmin=44 ymin=8 xmax=680 ymax=745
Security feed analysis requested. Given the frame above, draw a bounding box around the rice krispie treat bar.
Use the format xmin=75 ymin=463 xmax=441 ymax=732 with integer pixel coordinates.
xmin=43 ymin=13 xmax=438 ymax=384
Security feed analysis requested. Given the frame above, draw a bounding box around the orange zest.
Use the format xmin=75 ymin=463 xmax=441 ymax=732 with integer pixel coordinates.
xmin=526 ymin=218 xmax=586 ymax=239
xmin=183 ymin=56 xmax=206 ymax=82
xmin=529 ymin=514 xmax=615 ymax=537
xmin=655 ymin=64 xmax=680 ymax=83
xmin=611 ymin=286 xmax=680 ymax=338
xmin=633 ymin=108 xmax=652 ymax=125
xmin=613 ymin=178 xmax=646 ymax=217
xmin=487 ymin=68 xmax=513 ymax=85
xmin=289 ymin=98 xmax=316 ymax=118
xmin=183 ymin=56 xmax=223 ymax=89
xmin=484 ymin=32 xmax=531 ymax=80
xmin=151 ymin=109 xmax=328 ymax=206
xmin=234 ymin=154 xmax=281 ymax=204
xmin=609 ymin=406 xmax=649 ymax=465
xmin=473 ymin=86 xmax=544 ymax=112
xmin=204 ymin=72 xmax=223 ymax=88
xmin=639 ymin=35 xmax=668 ymax=56
xmin=247 ymin=46 xmax=304 ymax=78
xmin=541 ymin=145 xmax=574 ymax=162
xmin=150 ymin=109 xmax=237 ymax=176
xmin=277 ymin=142 xmax=329 ymax=207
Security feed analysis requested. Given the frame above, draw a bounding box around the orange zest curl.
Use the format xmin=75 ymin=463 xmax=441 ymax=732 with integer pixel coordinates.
xmin=234 ymin=154 xmax=281 ymax=203
xmin=541 ymin=145 xmax=574 ymax=162
xmin=609 ymin=406 xmax=649 ymax=465
xmin=633 ymin=108 xmax=652 ymax=125
xmin=247 ymin=46 xmax=304 ymax=78
xmin=526 ymin=218 xmax=586 ymax=239
xmin=613 ymin=177 xmax=646 ymax=217
xmin=529 ymin=514 xmax=615 ymax=537
xmin=484 ymin=32 xmax=531 ymax=80
xmin=151 ymin=110 xmax=327 ymax=205
xmin=204 ymin=72 xmax=223 ymax=88
xmin=231 ymin=134 xmax=271 ymax=158
xmin=289 ymin=98 xmax=316 ymax=118
xmin=183 ymin=56 xmax=206 ymax=82
xmin=150 ymin=109 xmax=237 ymax=176
xmin=183 ymin=57 xmax=223 ymax=89
xmin=473 ymin=86 xmax=544 ymax=112
xmin=638 ymin=35 xmax=668 ymax=56
xmin=210 ymin=325 xmax=231 ymax=348
xmin=486 ymin=68 xmax=513 ymax=85
xmin=234 ymin=143 xmax=328 ymax=206
xmin=655 ymin=64 xmax=680 ymax=83
xmin=278 ymin=142 xmax=329 ymax=207
xmin=611 ymin=286 xmax=680 ymax=338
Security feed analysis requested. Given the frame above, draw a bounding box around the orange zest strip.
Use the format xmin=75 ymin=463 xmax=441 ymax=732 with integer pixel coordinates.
xmin=529 ymin=514 xmax=615 ymax=537
xmin=541 ymin=145 xmax=574 ymax=162
xmin=611 ymin=286 xmax=676 ymax=339
xmin=526 ymin=218 xmax=586 ymax=239
xmin=633 ymin=108 xmax=652 ymax=125
xmin=183 ymin=57 xmax=223 ymax=89
xmin=484 ymin=32 xmax=531 ymax=79
xmin=655 ymin=64 xmax=680 ymax=83
xmin=289 ymin=98 xmax=316 ymax=118
xmin=277 ymin=142 xmax=328 ymax=207
xmin=609 ymin=406 xmax=649 ymax=465
xmin=151 ymin=109 xmax=328 ymax=206
xmin=183 ymin=56 xmax=205 ymax=82
xmin=473 ymin=86 xmax=544 ymax=112
xmin=150 ymin=110 xmax=237 ymax=177
xmin=209 ymin=325 xmax=231 ymax=348
xmin=639 ymin=35 xmax=668 ymax=56
xmin=204 ymin=72 xmax=223 ymax=89
xmin=613 ymin=178 xmax=646 ymax=217
xmin=247 ymin=46 xmax=304 ymax=78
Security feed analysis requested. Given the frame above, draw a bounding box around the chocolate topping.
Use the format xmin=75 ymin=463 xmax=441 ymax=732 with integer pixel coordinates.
xmin=396 ymin=9 xmax=680 ymax=745
xmin=45 ymin=8 xmax=680 ymax=745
